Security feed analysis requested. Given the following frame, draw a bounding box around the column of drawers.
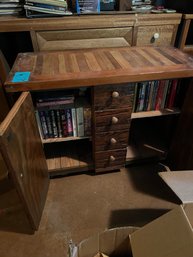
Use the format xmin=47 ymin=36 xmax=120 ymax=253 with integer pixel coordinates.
xmin=93 ymin=83 xmax=135 ymax=173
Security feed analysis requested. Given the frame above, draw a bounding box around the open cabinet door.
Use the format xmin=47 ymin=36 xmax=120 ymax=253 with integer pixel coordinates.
xmin=0 ymin=92 xmax=49 ymax=231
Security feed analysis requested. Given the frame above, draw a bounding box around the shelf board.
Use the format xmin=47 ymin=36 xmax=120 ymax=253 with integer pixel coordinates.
xmin=42 ymin=136 xmax=91 ymax=144
xmin=44 ymin=140 xmax=93 ymax=175
xmin=126 ymin=143 xmax=167 ymax=164
xmin=131 ymin=108 xmax=180 ymax=119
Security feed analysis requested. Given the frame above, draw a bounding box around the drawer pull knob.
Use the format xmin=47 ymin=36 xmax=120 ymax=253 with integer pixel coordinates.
xmin=153 ymin=33 xmax=159 ymax=39
xmin=112 ymin=91 xmax=119 ymax=98
xmin=112 ymin=116 xmax=119 ymax=124
xmin=110 ymin=155 xmax=116 ymax=161
xmin=110 ymin=138 xmax=117 ymax=144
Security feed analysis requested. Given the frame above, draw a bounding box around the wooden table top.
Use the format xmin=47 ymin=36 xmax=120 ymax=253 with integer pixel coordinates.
xmin=5 ymin=46 xmax=193 ymax=92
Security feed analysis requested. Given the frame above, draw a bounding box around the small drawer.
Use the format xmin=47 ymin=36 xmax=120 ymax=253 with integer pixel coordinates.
xmin=95 ymin=131 xmax=129 ymax=151
xmin=94 ymin=110 xmax=131 ymax=133
xmin=95 ymin=149 xmax=126 ymax=170
xmin=93 ymin=83 xmax=135 ymax=111
xmin=136 ymin=25 xmax=175 ymax=46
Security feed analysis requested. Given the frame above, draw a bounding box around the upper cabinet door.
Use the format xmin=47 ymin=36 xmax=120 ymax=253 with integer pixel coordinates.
xmin=0 ymin=92 xmax=49 ymax=231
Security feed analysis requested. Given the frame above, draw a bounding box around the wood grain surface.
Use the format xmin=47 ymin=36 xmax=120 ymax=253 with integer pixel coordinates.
xmin=0 ymin=13 xmax=181 ymax=32
xmin=5 ymin=46 xmax=193 ymax=92
xmin=0 ymin=92 xmax=49 ymax=230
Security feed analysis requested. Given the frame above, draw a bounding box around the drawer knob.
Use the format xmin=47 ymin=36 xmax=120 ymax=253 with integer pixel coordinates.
xmin=112 ymin=91 xmax=119 ymax=98
xmin=153 ymin=33 xmax=160 ymax=39
xmin=112 ymin=116 xmax=119 ymax=124
xmin=110 ymin=138 xmax=117 ymax=144
xmin=109 ymin=155 xmax=116 ymax=161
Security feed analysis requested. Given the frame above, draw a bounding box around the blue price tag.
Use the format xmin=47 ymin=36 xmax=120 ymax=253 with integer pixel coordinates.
xmin=12 ymin=72 xmax=31 ymax=82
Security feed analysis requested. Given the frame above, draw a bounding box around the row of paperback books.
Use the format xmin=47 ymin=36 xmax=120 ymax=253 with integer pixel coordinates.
xmin=0 ymin=0 xmax=23 ymax=15
xmin=133 ymin=79 xmax=181 ymax=112
xmin=35 ymin=95 xmax=91 ymax=139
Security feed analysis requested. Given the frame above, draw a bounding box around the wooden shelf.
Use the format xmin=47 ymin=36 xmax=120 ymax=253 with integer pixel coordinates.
xmin=126 ymin=143 xmax=167 ymax=165
xmin=42 ymin=136 xmax=91 ymax=144
xmin=131 ymin=108 xmax=181 ymax=119
xmin=44 ymin=140 xmax=93 ymax=175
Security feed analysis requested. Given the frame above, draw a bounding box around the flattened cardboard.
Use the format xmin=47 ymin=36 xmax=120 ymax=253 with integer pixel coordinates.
xmin=76 ymin=227 xmax=138 ymax=257
xmin=159 ymin=171 xmax=193 ymax=203
xmin=130 ymin=205 xmax=193 ymax=257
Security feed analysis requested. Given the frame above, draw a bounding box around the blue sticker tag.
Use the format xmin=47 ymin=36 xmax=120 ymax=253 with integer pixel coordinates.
xmin=12 ymin=72 xmax=31 ymax=82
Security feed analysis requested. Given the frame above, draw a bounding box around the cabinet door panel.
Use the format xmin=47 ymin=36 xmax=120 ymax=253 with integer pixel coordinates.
xmin=36 ymin=28 xmax=133 ymax=51
xmin=0 ymin=92 xmax=49 ymax=230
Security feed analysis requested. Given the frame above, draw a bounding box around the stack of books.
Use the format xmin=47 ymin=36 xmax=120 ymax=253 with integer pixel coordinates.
xmin=24 ymin=0 xmax=72 ymax=18
xmin=0 ymin=0 xmax=23 ymax=16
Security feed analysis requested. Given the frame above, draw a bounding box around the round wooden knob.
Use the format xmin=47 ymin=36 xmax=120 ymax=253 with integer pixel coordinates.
xmin=112 ymin=91 xmax=119 ymax=98
xmin=111 ymin=116 xmax=119 ymax=124
xmin=109 ymin=155 xmax=116 ymax=161
xmin=110 ymin=138 xmax=117 ymax=144
xmin=153 ymin=33 xmax=159 ymax=39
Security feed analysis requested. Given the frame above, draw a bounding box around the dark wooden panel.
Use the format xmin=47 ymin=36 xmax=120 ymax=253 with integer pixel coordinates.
xmin=95 ymin=148 xmax=126 ymax=170
xmin=5 ymin=46 xmax=193 ymax=92
xmin=167 ymin=79 xmax=193 ymax=170
xmin=0 ymin=92 xmax=49 ymax=230
xmin=93 ymin=84 xmax=134 ymax=110
xmin=94 ymin=110 xmax=131 ymax=132
xmin=95 ymin=130 xmax=129 ymax=151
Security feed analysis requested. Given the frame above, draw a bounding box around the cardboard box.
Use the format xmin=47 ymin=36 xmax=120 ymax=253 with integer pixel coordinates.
xmin=70 ymin=171 xmax=193 ymax=257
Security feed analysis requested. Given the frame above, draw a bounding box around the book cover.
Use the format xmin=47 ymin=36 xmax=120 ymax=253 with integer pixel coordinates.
xmin=132 ymin=83 xmax=138 ymax=113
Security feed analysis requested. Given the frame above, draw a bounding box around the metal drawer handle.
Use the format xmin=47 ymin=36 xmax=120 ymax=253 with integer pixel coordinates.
xmin=109 ymin=155 xmax=116 ymax=161
xmin=112 ymin=91 xmax=119 ymax=98
xmin=112 ymin=116 xmax=119 ymax=124
xmin=110 ymin=138 xmax=117 ymax=144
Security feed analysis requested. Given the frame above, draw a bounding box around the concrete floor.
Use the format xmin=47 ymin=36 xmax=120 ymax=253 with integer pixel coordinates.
xmin=0 ymin=163 xmax=180 ymax=257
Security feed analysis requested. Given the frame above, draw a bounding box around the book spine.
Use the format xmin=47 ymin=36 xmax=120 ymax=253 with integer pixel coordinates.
xmin=60 ymin=109 xmax=68 ymax=137
xmin=76 ymin=107 xmax=84 ymax=137
xmin=71 ymin=108 xmax=77 ymax=137
xmin=143 ymin=82 xmax=151 ymax=111
xmin=147 ymin=81 xmax=154 ymax=111
xmin=44 ymin=110 xmax=53 ymax=138
xmin=66 ymin=109 xmax=73 ymax=136
xmin=36 ymin=99 xmax=74 ymax=108
xmin=132 ymin=83 xmax=138 ymax=113
xmin=138 ymin=82 xmax=146 ymax=112
xmin=167 ymin=79 xmax=178 ymax=108
xmin=56 ymin=109 xmax=63 ymax=138
xmin=50 ymin=109 xmax=58 ymax=138
xmin=38 ymin=110 xmax=49 ymax=139
xmin=35 ymin=110 xmax=44 ymax=139
xmin=83 ymin=107 xmax=91 ymax=136
xmin=155 ymin=80 xmax=165 ymax=110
